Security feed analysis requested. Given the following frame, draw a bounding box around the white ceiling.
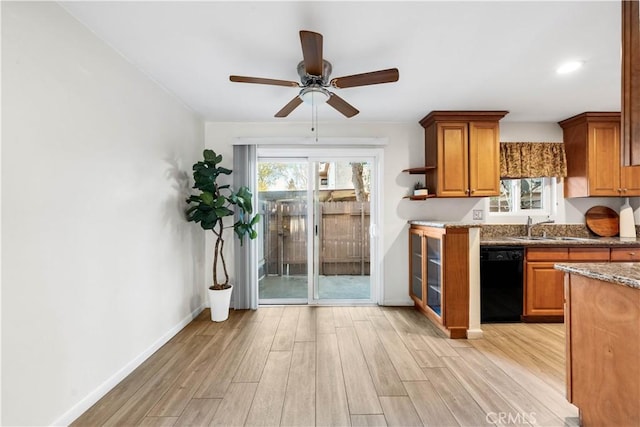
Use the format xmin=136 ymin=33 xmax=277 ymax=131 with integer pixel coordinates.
xmin=60 ymin=1 xmax=622 ymax=124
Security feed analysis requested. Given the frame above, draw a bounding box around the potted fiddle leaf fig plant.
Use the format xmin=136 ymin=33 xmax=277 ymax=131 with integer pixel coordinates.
xmin=186 ymin=149 xmax=260 ymax=322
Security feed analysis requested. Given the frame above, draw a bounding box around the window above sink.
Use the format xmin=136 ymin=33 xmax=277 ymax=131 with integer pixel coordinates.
xmin=488 ymin=177 xmax=555 ymax=217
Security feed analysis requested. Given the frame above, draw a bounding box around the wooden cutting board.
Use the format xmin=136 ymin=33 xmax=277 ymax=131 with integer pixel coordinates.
xmin=585 ymin=206 xmax=620 ymax=237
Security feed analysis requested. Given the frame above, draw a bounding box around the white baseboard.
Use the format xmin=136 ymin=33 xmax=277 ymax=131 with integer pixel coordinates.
xmin=466 ymin=329 xmax=484 ymax=339
xmin=51 ymin=305 xmax=205 ymax=426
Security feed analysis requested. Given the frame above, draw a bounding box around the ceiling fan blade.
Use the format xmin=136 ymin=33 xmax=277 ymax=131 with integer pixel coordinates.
xmin=299 ymin=30 xmax=323 ymax=76
xmin=230 ymin=75 xmax=300 ymax=87
xmin=326 ymin=92 xmax=359 ymax=118
xmin=275 ymin=96 xmax=303 ymax=118
xmin=330 ymin=68 xmax=399 ymax=89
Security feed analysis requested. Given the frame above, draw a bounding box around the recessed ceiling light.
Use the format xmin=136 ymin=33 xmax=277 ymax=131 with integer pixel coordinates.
xmin=556 ymin=60 xmax=584 ymax=74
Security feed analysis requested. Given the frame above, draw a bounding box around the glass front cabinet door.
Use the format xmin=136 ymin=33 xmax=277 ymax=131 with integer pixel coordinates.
xmin=426 ymin=235 xmax=442 ymax=315
xmin=409 ymin=228 xmax=425 ymax=304
xmin=409 ymin=226 xmax=443 ymax=320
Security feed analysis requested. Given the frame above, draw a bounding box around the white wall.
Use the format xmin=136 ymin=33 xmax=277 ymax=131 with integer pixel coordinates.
xmin=500 ymin=121 xmax=563 ymax=141
xmin=2 ymin=3 xmax=205 ymax=425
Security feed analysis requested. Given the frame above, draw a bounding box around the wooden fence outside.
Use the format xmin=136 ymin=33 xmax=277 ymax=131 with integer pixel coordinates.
xmin=261 ymin=200 xmax=370 ymax=276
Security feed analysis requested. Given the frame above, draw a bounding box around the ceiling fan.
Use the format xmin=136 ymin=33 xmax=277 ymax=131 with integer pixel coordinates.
xmin=229 ymin=30 xmax=399 ymax=118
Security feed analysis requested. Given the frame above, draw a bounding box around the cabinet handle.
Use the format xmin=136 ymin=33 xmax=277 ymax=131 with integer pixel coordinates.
xmin=630 ymin=252 xmax=636 ymax=256
xmin=623 ymin=188 xmax=628 ymax=193
xmin=465 ymin=189 xmax=470 ymax=195
xmin=618 ymin=188 xmax=623 ymax=193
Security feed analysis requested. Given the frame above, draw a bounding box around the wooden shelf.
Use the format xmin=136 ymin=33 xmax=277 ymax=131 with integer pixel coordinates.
xmin=402 ymin=167 xmax=435 ymax=198
xmin=403 ymin=194 xmax=436 ymax=200
xmin=402 ymin=166 xmax=436 ymax=174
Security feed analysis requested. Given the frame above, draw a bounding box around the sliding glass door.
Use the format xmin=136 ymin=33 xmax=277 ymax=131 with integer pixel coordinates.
xmin=313 ymin=159 xmax=372 ymax=301
xmin=256 ymin=148 xmax=378 ymax=305
xmin=257 ymin=159 xmax=310 ymax=304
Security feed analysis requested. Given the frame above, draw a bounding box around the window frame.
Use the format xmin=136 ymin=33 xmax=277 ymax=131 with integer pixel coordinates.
xmin=488 ymin=177 xmax=555 ymax=217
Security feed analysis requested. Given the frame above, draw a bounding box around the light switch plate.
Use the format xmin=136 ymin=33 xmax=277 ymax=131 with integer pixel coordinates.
xmin=473 ymin=209 xmax=484 ymax=220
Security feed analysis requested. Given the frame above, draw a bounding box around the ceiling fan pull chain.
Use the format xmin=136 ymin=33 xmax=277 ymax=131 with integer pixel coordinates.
xmin=314 ymin=95 xmax=320 ymax=142
xmin=309 ymin=91 xmax=319 ymax=142
xmin=310 ymin=91 xmax=315 ymax=133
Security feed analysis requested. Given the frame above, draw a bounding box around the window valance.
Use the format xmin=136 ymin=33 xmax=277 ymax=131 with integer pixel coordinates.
xmin=500 ymin=142 xmax=567 ymax=179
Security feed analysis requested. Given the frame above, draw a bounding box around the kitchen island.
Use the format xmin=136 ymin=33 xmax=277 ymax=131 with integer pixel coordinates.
xmin=555 ymin=262 xmax=640 ymax=426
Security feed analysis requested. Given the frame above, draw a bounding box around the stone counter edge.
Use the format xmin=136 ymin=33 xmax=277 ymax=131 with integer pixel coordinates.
xmin=555 ymin=262 xmax=640 ymax=289
xmin=409 ymin=220 xmax=481 ymax=229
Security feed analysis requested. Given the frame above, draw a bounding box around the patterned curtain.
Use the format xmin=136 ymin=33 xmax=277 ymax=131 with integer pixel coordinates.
xmin=500 ymin=142 xmax=567 ymax=178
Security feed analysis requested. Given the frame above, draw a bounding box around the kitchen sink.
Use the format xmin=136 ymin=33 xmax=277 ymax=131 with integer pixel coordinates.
xmin=508 ymin=236 xmax=546 ymax=241
xmin=507 ymin=236 xmax=594 ymax=242
xmin=550 ymin=236 xmax=594 ymax=241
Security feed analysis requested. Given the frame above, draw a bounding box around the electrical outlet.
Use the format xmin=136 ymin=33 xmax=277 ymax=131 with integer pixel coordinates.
xmin=473 ymin=209 xmax=484 ymax=220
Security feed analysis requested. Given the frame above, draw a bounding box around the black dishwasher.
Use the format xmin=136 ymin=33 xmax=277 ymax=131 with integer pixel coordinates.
xmin=480 ymin=246 xmax=524 ymax=322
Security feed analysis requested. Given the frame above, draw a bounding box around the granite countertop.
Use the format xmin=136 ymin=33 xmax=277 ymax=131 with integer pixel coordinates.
xmin=481 ymin=236 xmax=640 ymax=247
xmin=409 ymin=221 xmax=640 ymax=245
xmin=409 ymin=220 xmax=481 ymax=229
xmin=555 ymin=262 xmax=640 ymax=289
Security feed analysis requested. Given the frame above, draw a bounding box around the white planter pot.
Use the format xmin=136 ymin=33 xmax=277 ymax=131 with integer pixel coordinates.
xmin=208 ymin=285 xmax=233 ymax=322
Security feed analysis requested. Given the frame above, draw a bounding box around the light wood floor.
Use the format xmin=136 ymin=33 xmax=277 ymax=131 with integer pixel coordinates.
xmin=72 ymin=306 xmax=579 ymax=426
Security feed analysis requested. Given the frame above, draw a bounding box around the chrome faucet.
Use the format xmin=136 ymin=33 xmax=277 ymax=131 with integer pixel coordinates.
xmin=526 ymin=216 xmax=555 ymax=238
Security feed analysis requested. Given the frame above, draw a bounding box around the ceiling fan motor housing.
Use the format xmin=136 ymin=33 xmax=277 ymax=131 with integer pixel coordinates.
xmin=297 ymin=60 xmax=332 ymax=85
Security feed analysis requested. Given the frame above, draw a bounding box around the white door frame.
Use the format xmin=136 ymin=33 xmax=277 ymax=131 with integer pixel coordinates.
xmin=257 ymin=145 xmax=384 ymax=305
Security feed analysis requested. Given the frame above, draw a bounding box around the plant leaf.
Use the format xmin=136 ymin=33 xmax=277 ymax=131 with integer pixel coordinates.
xmin=215 ymin=207 xmax=233 ymax=217
xmin=214 ymin=197 xmax=225 ymax=208
xmin=200 ymin=192 xmax=214 ymax=205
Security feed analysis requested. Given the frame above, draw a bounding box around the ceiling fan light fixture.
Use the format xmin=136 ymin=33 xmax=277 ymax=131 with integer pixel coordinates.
xmin=299 ymin=86 xmax=330 ymax=104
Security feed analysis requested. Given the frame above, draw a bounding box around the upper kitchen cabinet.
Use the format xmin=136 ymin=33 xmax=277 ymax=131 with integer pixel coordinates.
xmin=559 ymin=112 xmax=640 ymax=197
xmin=419 ymin=111 xmax=508 ymax=198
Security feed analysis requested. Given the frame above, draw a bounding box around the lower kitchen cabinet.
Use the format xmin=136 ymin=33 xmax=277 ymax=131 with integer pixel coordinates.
xmin=524 ymin=262 xmax=566 ymax=320
xmin=524 ymin=247 xmax=611 ymax=322
xmin=610 ymin=247 xmax=640 ymax=261
xmin=409 ymin=224 xmax=470 ymax=338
